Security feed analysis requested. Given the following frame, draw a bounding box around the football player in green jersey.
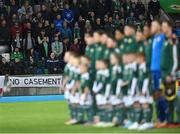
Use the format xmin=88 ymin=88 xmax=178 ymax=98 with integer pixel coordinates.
xmin=77 ymin=64 xmax=94 ymax=125
xmin=92 ymin=60 xmax=111 ymax=127
xmin=143 ymin=24 xmax=153 ymax=71
xmin=161 ymin=21 xmax=180 ymax=124
xmin=67 ymin=55 xmax=81 ymax=125
xmin=115 ymin=28 xmax=124 ymax=55
xmin=134 ymin=53 xmax=154 ymax=130
xmin=136 ymin=30 xmax=145 ymax=53
xmin=109 ymin=53 xmax=125 ymax=126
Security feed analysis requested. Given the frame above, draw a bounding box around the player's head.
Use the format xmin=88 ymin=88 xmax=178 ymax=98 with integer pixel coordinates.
xmin=100 ymin=32 xmax=108 ymax=45
xmin=143 ymin=24 xmax=151 ymax=38
xmin=136 ymin=52 xmax=146 ymax=64
xmin=73 ymin=55 xmax=80 ymax=68
xmin=84 ymin=32 xmax=94 ymax=45
xmin=106 ymin=36 xmax=116 ymax=48
xmin=161 ymin=20 xmax=173 ymax=36
xmin=80 ymin=64 xmax=89 ymax=74
xmin=93 ymin=30 xmax=103 ymax=43
xmin=64 ymin=51 xmax=70 ymax=62
xmin=99 ymin=60 xmax=108 ymax=69
xmin=110 ymin=53 xmax=121 ymax=65
xmin=151 ymin=20 xmax=161 ymax=35
xmin=124 ymin=24 xmax=136 ymax=36
xmin=115 ymin=28 xmax=124 ymax=41
xmin=80 ymin=56 xmax=90 ymax=66
xmin=136 ymin=30 xmax=144 ymax=42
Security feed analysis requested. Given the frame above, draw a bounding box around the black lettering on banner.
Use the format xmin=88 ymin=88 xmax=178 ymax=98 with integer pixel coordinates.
xmin=11 ymin=78 xmax=20 ymax=85
xmin=24 ymin=79 xmax=28 ymax=85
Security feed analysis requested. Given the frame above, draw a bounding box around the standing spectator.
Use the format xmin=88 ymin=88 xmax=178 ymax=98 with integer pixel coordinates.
xmin=71 ymin=0 xmax=80 ymax=21
xmin=10 ymin=47 xmax=23 ymax=62
xmin=0 ymin=57 xmax=10 ymax=75
xmin=38 ymin=30 xmax=51 ymax=60
xmin=62 ymin=3 xmax=74 ymax=23
xmin=148 ymin=0 xmax=160 ymax=20
xmin=10 ymin=22 xmax=23 ymax=38
xmin=11 ymin=31 xmax=23 ymax=52
xmin=23 ymin=31 xmax=36 ymax=60
xmin=135 ymin=0 xmax=145 ymax=17
xmin=54 ymin=14 xmax=63 ymax=32
xmin=46 ymin=52 xmax=60 ymax=74
xmin=0 ymin=20 xmax=10 ymax=48
xmin=51 ymin=36 xmax=63 ymax=58
xmin=94 ymin=18 xmax=104 ymax=30
xmin=61 ymin=21 xmax=72 ymax=43
xmin=41 ymin=4 xmax=50 ymax=21
xmin=11 ymin=58 xmax=24 ymax=75
xmin=73 ymin=22 xmax=81 ymax=39
xmin=84 ymin=20 xmax=92 ymax=33
xmin=18 ymin=0 xmax=33 ymax=16
xmin=70 ymin=38 xmax=80 ymax=54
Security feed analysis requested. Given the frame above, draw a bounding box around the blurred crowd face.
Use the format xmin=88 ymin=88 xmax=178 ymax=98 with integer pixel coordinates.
xmin=143 ymin=26 xmax=151 ymax=38
xmin=100 ymin=34 xmax=108 ymax=44
xmin=93 ymin=32 xmax=101 ymax=43
xmin=136 ymin=31 xmax=144 ymax=42
xmin=115 ymin=30 xmax=124 ymax=41
xmin=124 ymin=26 xmax=135 ymax=36
xmin=161 ymin=22 xmax=172 ymax=36
xmin=151 ymin=21 xmax=161 ymax=35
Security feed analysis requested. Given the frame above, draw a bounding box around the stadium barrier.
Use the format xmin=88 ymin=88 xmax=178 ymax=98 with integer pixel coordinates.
xmin=0 ymin=75 xmax=63 ymax=96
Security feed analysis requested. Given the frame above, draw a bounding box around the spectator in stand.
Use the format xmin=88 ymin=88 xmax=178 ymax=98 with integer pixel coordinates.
xmin=175 ymin=20 xmax=180 ymax=38
xmin=23 ymin=30 xmax=36 ymax=60
xmin=11 ymin=58 xmax=24 ymax=75
xmin=135 ymin=0 xmax=145 ymax=17
xmin=51 ymin=36 xmax=63 ymax=59
xmin=94 ymin=18 xmax=104 ymax=30
xmin=18 ymin=0 xmax=33 ymax=16
xmin=61 ymin=21 xmax=72 ymax=43
xmin=41 ymin=4 xmax=50 ymax=21
xmin=148 ymin=0 xmax=160 ymax=20
xmin=10 ymin=22 xmax=22 ymax=39
xmin=0 ymin=57 xmax=10 ymax=75
xmin=38 ymin=29 xmax=51 ymax=60
xmin=84 ymin=20 xmax=92 ymax=33
xmin=73 ymin=22 xmax=81 ymax=39
xmin=62 ymin=3 xmax=74 ymax=24
xmin=70 ymin=38 xmax=80 ymax=54
xmin=54 ymin=14 xmax=63 ymax=32
xmin=10 ymin=47 xmax=23 ymax=62
xmin=0 ymin=20 xmax=10 ymax=47
xmin=46 ymin=52 xmax=60 ymax=74
xmin=26 ymin=56 xmax=37 ymax=74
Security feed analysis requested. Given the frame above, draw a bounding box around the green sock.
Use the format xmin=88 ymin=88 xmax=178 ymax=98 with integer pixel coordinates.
xmin=98 ymin=108 xmax=106 ymax=122
xmin=77 ymin=106 xmax=84 ymax=122
xmin=86 ymin=106 xmax=94 ymax=122
xmin=114 ymin=107 xmax=125 ymax=124
xmin=72 ymin=105 xmax=78 ymax=120
xmin=133 ymin=107 xmax=142 ymax=123
xmin=105 ymin=109 xmax=113 ymax=122
xmin=68 ymin=103 xmax=73 ymax=119
xmin=142 ymin=107 xmax=151 ymax=122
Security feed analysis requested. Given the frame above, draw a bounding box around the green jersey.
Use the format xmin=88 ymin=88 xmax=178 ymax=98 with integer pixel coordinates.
xmin=123 ymin=36 xmax=138 ymax=54
xmin=95 ymin=43 xmax=106 ymax=60
xmin=161 ymin=38 xmax=178 ymax=80
xmin=122 ymin=63 xmax=137 ymax=95
xmin=92 ymin=69 xmax=110 ymax=94
xmin=79 ymin=72 xmax=91 ymax=93
xmin=73 ymin=27 xmax=81 ymax=39
xmin=64 ymin=63 xmax=70 ymax=77
xmin=144 ymin=37 xmax=153 ymax=70
xmin=137 ymin=41 xmax=145 ymax=53
xmin=110 ymin=65 xmax=123 ymax=95
xmin=137 ymin=62 xmax=149 ymax=95
xmin=85 ymin=44 xmax=96 ymax=70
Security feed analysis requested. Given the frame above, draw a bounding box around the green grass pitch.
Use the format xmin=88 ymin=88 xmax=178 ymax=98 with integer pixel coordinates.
xmin=0 ymin=101 xmax=180 ymax=133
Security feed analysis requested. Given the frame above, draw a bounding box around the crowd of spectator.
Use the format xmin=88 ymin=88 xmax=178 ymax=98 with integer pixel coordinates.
xmin=0 ymin=0 xmax=176 ymax=75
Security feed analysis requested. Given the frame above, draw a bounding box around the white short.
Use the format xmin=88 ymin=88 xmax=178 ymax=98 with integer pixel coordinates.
xmin=69 ymin=92 xmax=80 ymax=104
xmin=79 ymin=93 xmax=93 ymax=106
xmin=109 ymin=95 xmax=123 ymax=105
xmin=123 ymin=96 xmax=134 ymax=107
xmin=95 ymin=94 xmax=108 ymax=106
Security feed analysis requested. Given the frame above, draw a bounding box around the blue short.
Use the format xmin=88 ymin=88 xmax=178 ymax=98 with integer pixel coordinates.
xmin=151 ymin=71 xmax=161 ymax=91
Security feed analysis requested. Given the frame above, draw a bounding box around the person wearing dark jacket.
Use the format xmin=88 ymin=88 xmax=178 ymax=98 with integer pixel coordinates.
xmin=0 ymin=20 xmax=10 ymax=48
xmin=11 ymin=58 xmax=24 ymax=75
xmin=46 ymin=52 xmax=60 ymax=74
xmin=0 ymin=57 xmax=10 ymax=75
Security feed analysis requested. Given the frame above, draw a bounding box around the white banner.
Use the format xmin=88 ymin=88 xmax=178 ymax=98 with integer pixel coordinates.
xmin=0 ymin=76 xmax=5 ymax=88
xmin=9 ymin=75 xmax=63 ymax=88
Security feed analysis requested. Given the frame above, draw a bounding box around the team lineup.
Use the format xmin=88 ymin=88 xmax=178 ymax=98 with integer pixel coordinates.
xmin=62 ymin=20 xmax=180 ymax=130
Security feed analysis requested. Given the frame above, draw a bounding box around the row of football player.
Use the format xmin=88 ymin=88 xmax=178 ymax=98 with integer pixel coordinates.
xmin=62 ymin=21 xmax=179 ymax=129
